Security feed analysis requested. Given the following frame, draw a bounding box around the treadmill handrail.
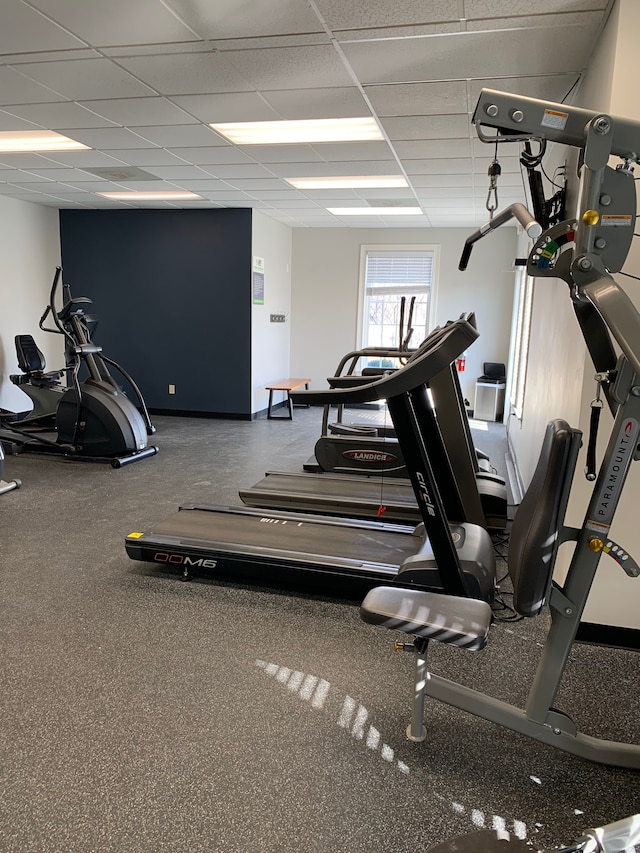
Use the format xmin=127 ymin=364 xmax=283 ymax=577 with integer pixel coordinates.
xmin=331 ymin=346 xmax=418 ymax=378
xmin=291 ymin=316 xmax=479 ymax=406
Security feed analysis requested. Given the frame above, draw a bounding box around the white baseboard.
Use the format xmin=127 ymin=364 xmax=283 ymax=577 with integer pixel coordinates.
xmin=505 ymin=428 xmax=524 ymax=506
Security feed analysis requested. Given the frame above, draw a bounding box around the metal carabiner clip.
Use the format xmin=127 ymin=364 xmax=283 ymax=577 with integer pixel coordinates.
xmin=486 ymin=159 xmax=501 ymax=219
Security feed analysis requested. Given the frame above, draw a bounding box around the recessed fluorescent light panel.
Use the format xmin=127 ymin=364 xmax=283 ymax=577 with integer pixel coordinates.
xmin=0 ymin=130 xmax=89 ymax=152
xmin=210 ymin=117 xmax=383 ymax=145
xmin=97 ymin=191 xmax=203 ymax=201
xmin=327 ymin=207 xmax=424 ymax=216
xmin=287 ymin=176 xmax=408 ymax=190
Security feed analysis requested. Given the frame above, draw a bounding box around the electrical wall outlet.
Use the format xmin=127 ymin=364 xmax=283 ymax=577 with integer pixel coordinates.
xmin=168 ymin=384 xmax=176 ymax=394
xmin=270 ymin=314 xmax=286 ymax=323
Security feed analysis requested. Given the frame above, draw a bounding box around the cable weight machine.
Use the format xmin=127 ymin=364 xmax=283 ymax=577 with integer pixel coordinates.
xmin=359 ymin=88 xmax=640 ymax=768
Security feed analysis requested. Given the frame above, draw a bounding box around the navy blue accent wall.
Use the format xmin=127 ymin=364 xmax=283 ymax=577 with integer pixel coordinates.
xmin=59 ymin=208 xmax=252 ymax=416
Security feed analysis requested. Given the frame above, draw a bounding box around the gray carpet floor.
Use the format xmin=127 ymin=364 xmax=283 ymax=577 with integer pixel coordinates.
xmin=0 ymin=407 xmax=638 ymax=853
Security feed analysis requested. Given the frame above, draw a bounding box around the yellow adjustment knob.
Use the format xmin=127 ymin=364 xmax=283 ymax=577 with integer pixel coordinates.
xmin=583 ymin=209 xmax=600 ymax=226
xmin=589 ymin=538 xmax=604 ymax=553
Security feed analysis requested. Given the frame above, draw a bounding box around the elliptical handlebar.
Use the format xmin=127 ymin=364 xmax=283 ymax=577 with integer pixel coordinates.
xmin=38 ymin=266 xmax=62 ymax=331
xmin=35 ymin=266 xmax=157 ymax=437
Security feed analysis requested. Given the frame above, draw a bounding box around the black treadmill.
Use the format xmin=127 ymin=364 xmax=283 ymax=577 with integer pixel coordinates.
xmin=125 ymin=316 xmax=496 ymax=602
xmin=239 ymin=470 xmax=421 ymax=524
xmin=240 ymin=361 xmax=507 ymax=531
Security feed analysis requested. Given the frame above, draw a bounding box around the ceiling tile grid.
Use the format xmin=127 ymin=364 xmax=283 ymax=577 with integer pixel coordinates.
xmin=0 ymin=0 xmax=613 ymax=226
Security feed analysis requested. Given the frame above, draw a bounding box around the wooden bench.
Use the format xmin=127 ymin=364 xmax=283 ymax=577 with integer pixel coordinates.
xmin=265 ymin=378 xmax=310 ymax=420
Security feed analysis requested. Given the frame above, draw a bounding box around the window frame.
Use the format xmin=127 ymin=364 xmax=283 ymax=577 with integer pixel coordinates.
xmin=356 ymin=244 xmax=440 ymax=352
xmin=508 ymin=268 xmax=534 ymax=420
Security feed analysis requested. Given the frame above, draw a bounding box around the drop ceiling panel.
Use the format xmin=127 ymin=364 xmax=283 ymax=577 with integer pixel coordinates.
xmin=271 ymin=160 xmax=407 ymax=177
xmin=217 ymin=199 xmax=270 ymax=208
xmin=464 ymin=0 xmax=607 ymax=16
xmin=27 ymin=0 xmax=200 ymax=46
xmin=202 ymin=164 xmax=275 ymax=179
xmin=222 ymin=179 xmax=292 ymax=191
xmin=355 ymin=188 xmax=416 ymax=199
xmin=261 ymin=199 xmax=322 ymax=209
xmin=296 ymin=190 xmax=361 ymax=201
xmin=156 ymin=179 xmax=227 ymax=191
xmin=219 ymin=145 xmax=319 ymax=165
xmin=3 ymin=101 xmax=118 ymax=129
xmin=27 ymin=150 xmax=129 ymax=168
xmin=466 ymin=10 xmax=604 ymax=31
xmin=416 ymin=187 xmax=479 ymax=198
xmin=170 ymin=93 xmax=281 ymax=123
xmin=223 ymin=45 xmax=355 ymax=90
xmin=198 ymin=191 xmax=258 ymax=201
xmin=141 ymin=166 xmax=216 ymax=180
xmin=77 ymin=98 xmax=198 ymax=127
xmin=365 ymin=82 xmax=468 ymax=116
xmin=163 ymin=148 xmax=254 ymax=166
xmin=0 ymin=110 xmax=41 ymax=131
xmin=129 ymin=124 xmax=224 ymax=147
xmin=60 ymin=127 xmax=160 ymax=149
xmin=259 ymin=87 xmax=370 ymax=119
xmin=107 ymin=180 xmax=187 ymax=191
xmin=250 ymin=190 xmax=309 ymax=200
xmin=421 ymin=197 xmax=475 ymax=208
xmin=4 ymin=49 xmax=101 ymax=64
xmin=0 ymin=170 xmax=54 ymax=183
xmin=381 ymin=114 xmax=471 ymax=140
xmin=266 ymin=162 xmax=360 ymax=178
xmin=403 ymin=158 xmax=473 ymax=175
xmin=0 ymin=67 xmax=67 ymax=104
xmin=101 ymin=43 xmax=214 ymax=57
xmin=408 ymin=174 xmax=480 ymax=188
xmin=313 ymin=142 xmax=395 ymax=162
xmin=167 ymin=0 xmax=325 ymax=39
xmin=97 ymin=149 xmax=194 ymax=167
xmin=116 ymin=53 xmax=254 ymax=96
xmin=44 ymin=181 xmax=128 ymax=192
xmin=24 ymin=168 xmax=110 ymax=182
xmin=5 ymin=192 xmax=48 ymax=201
xmin=0 ymin=185 xmax=38 ymax=195
xmin=14 ymin=59 xmax=156 ymax=100
xmin=315 ymin=0 xmax=462 ymax=31
xmin=335 ymin=22 xmax=465 ymax=41
xmin=0 ymin=0 xmax=86 ymax=53
xmin=342 ymin=27 xmax=597 ymax=84
xmin=3 ymin=180 xmax=79 ymax=191
xmin=394 ymin=139 xmax=471 ymax=159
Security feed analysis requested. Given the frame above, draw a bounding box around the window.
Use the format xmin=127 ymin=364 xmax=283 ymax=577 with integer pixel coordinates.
xmin=358 ymin=246 xmax=438 ymax=366
xmin=508 ymin=268 xmax=534 ymax=419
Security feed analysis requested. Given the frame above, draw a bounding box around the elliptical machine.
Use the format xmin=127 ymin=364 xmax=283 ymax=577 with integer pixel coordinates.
xmin=0 ymin=267 xmax=158 ymax=468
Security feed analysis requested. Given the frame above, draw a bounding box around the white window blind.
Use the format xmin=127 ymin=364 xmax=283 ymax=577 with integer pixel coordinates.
xmin=362 ymin=249 xmax=434 ymax=354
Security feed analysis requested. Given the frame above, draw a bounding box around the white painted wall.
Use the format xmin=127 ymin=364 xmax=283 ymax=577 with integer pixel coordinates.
xmin=0 ymin=196 xmax=61 ymax=414
xmin=290 ymin=226 xmax=517 ymax=405
xmin=250 ymin=210 xmax=292 ymax=414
